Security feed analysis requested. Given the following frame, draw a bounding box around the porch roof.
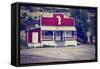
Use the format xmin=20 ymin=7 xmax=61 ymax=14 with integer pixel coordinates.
xmin=41 ymin=26 xmax=76 ymax=31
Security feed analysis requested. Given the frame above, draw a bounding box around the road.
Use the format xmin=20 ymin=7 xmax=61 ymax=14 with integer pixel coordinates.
xmin=20 ymin=45 xmax=95 ymax=64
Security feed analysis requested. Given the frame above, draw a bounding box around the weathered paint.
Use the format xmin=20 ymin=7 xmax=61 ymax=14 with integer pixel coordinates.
xmin=41 ymin=40 xmax=77 ymax=46
xmin=42 ymin=14 xmax=75 ymax=26
xmin=26 ymin=28 xmax=41 ymax=43
xmin=41 ymin=26 xmax=76 ymax=31
xmin=25 ymin=13 xmax=77 ymax=47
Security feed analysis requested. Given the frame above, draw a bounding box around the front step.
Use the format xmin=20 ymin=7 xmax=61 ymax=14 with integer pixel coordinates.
xmin=55 ymin=41 xmax=66 ymax=47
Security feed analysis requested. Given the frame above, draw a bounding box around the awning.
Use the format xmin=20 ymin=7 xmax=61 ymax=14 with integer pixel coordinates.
xmin=41 ymin=26 xmax=76 ymax=31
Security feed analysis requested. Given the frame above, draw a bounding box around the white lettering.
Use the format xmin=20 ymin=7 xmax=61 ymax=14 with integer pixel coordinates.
xmin=57 ymin=16 xmax=61 ymax=25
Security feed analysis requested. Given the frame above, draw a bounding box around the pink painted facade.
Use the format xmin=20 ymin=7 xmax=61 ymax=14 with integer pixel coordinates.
xmin=26 ymin=13 xmax=77 ymax=47
xmin=42 ymin=14 xmax=75 ymax=26
xmin=26 ymin=28 xmax=41 ymax=43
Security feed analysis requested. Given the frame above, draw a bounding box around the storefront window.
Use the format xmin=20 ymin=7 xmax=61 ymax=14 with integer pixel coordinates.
xmin=64 ymin=31 xmax=75 ymax=41
xmin=65 ymin=31 xmax=72 ymax=37
xmin=42 ymin=31 xmax=53 ymax=41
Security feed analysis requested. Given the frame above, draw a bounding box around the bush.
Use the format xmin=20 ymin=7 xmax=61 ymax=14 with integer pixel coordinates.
xmin=42 ymin=45 xmax=55 ymax=48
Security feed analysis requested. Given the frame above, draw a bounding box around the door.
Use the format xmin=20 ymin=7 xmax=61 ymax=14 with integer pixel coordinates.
xmin=54 ymin=31 xmax=63 ymax=41
xmin=32 ymin=32 xmax=38 ymax=43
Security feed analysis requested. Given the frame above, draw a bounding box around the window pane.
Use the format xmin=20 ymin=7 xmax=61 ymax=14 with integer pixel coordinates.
xmin=66 ymin=31 xmax=72 ymax=37
xmin=55 ymin=31 xmax=61 ymax=36
xmin=44 ymin=31 xmax=53 ymax=36
xmin=42 ymin=31 xmax=53 ymax=41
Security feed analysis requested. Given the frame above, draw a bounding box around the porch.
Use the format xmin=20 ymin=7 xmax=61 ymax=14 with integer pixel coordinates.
xmin=42 ymin=31 xmax=77 ymax=41
xmin=41 ymin=31 xmax=77 ymax=46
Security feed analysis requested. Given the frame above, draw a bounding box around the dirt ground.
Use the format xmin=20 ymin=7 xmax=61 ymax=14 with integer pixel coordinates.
xmin=20 ymin=45 xmax=96 ymax=64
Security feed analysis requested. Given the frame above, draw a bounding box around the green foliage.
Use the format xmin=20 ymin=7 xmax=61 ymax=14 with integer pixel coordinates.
xmin=42 ymin=45 xmax=55 ymax=48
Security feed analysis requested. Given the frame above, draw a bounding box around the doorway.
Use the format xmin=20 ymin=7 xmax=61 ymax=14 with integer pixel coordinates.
xmin=54 ymin=31 xmax=63 ymax=41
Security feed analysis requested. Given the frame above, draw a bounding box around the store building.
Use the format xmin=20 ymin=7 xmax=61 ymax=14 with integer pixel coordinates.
xmin=25 ymin=13 xmax=77 ymax=47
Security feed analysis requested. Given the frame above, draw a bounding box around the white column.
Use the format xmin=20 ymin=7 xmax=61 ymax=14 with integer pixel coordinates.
xmin=53 ymin=31 xmax=55 ymax=41
xmin=75 ymin=31 xmax=77 ymax=41
xmin=53 ymin=31 xmax=56 ymax=47
xmin=64 ymin=31 xmax=66 ymax=41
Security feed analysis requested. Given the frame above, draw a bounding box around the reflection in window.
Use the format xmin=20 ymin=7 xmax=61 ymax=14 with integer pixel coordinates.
xmin=42 ymin=31 xmax=53 ymax=41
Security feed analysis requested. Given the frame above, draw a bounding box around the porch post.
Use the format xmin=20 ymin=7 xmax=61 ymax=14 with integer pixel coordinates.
xmin=74 ymin=31 xmax=76 ymax=40
xmin=76 ymin=31 xmax=77 ymax=41
xmin=74 ymin=31 xmax=77 ymax=42
xmin=53 ymin=31 xmax=56 ymax=47
xmin=73 ymin=31 xmax=75 ymax=40
xmin=53 ymin=31 xmax=54 ymax=41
